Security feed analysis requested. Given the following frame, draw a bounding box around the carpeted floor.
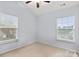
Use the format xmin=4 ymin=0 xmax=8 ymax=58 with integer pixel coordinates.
xmin=0 ymin=43 xmax=75 ymax=57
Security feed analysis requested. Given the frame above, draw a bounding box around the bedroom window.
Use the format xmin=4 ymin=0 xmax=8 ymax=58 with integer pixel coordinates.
xmin=0 ymin=13 xmax=18 ymax=44
xmin=57 ymin=16 xmax=75 ymax=42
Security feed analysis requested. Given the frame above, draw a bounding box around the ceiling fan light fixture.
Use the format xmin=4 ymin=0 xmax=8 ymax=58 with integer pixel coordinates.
xmin=25 ymin=1 xmax=51 ymax=8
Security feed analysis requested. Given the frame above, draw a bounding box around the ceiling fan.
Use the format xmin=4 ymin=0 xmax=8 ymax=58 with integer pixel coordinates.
xmin=25 ymin=1 xmax=50 ymax=8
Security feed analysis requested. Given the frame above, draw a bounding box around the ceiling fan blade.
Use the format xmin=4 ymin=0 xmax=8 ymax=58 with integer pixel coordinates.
xmin=44 ymin=1 xmax=50 ymax=3
xmin=36 ymin=2 xmax=39 ymax=8
xmin=25 ymin=1 xmax=32 ymax=4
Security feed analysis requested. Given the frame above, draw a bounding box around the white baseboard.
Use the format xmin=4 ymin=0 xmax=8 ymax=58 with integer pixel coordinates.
xmin=37 ymin=41 xmax=76 ymax=52
xmin=0 ymin=41 xmax=35 ymax=55
xmin=0 ymin=41 xmax=76 ymax=55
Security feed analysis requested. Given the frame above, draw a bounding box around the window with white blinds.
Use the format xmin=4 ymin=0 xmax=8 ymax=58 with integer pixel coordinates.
xmin=57 ymin=16 xmax=75 ymax=42
xmin=0 ymin=13 xmax=18 ymax=44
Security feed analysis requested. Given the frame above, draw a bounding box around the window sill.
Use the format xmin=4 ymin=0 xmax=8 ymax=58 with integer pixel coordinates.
xmin=57 ymin=38 xmax=75 ymax=43
xmin=0 ymin=39 xmax=17 ymax=45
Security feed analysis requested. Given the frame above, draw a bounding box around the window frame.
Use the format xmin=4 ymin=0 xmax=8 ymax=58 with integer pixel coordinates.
xmin=56 ymin=16 xmax=75 ymax=43
xmin=0 ymin=13 xmax=18 ymax=44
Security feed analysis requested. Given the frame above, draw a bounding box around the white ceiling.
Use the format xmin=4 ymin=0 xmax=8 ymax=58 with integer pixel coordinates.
xmin=18 ymin=1 xmax=79 ymax=16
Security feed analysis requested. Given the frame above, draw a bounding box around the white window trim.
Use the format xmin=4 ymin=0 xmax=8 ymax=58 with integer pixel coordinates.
xmin=0 ymin=13 xmax=18 ymax=44
xmin=56 ymin=16 xmax=75 ymax=43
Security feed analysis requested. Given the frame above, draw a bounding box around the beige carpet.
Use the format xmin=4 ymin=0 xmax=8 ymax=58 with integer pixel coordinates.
xmin=0 ymin=43 xmax=74 ymax=57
